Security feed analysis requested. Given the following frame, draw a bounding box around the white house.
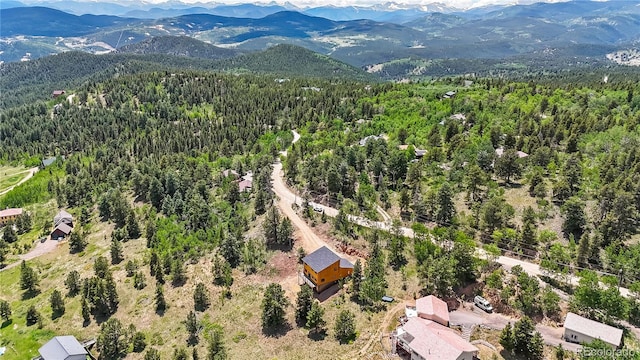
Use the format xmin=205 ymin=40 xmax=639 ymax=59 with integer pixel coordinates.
xmin=563 ymin=312 xmax=623 ymax=349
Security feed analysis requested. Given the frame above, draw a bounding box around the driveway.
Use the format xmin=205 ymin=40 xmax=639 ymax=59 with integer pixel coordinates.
xmin=450 ymin=305 xmax=581 ymax=352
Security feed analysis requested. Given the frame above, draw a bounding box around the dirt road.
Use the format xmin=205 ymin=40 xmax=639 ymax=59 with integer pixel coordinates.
xmin=0 ymin=238 xmax=58 ymax=272
xmin=270 ymin=136 xmax=632 ymax=298
xmin=0 ymin=167 xmax=39 ymax=196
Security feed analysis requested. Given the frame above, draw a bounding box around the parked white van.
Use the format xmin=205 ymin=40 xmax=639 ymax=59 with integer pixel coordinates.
xmin=474 ymin=295 xmax=493 ymax=312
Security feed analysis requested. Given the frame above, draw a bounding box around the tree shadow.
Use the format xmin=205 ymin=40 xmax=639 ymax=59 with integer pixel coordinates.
xmin=1 ymin=319 xmax=13 ymax=328
xmin=155 ymin=307 xmax=166 ymax=316
xmin=307 ymin=329 xmax=326 ymax=341
xmin=186 ymin=335 xmax=199 ymax=346
xmin=82 ymin=319 xmax=91 ymax=328
xmin=261 ymin=322 xmax=292 ymax=338
xmin=51 ymin=311 xmax=64 ymax=320
xmin=21 ymin=289 xmax=40 ymax=300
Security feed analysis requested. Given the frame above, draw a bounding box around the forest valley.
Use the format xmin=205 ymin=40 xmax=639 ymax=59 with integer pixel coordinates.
xmin=1 ymin=70 xmax=640 ymax=360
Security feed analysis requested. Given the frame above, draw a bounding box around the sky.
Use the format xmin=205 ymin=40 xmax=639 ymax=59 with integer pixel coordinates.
xmin=23 ymin=0 xmax=570 ymax=10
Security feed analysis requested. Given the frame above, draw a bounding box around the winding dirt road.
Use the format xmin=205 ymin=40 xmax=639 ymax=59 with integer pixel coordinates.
xmin=272 ymin=131 xmax=632 ymax=299
xmin=0 ymin=167 xmax=39 ymax=196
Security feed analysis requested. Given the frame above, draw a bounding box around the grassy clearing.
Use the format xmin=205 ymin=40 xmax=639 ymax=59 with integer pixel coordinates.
xmin=0 ymin=165 xmax=27 ymax=192
xmin=0 ymin=217 xmax=393 ymax=360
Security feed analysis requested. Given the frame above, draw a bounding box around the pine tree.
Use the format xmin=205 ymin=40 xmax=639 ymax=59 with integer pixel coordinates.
xmin=306 ymin=300 xmax=325 ymax=333
xmin=194 ymin=283 xmax=210 ymax=311
xmin=65 ymin=270 xmax=81 ymax=296
xmin=50 ymin=289 xmax=65 ymax=318
xmin=0 ymin=300 xmax=11 ymax=322
xmin=185 ymin=311 xmax=201 ymax=343
xmin=110 ymin=237 xmax=124 ymax=264
xmin=261 ymin=283 xmax=289 ymax=329
xmin=81 ymin=296 xmax=91 ymax=323
xmin=521 ymin=206 xmax=538 ymax=246
xmin=206 ymin=327 xmax=227 ymax=360
xmin=145 ymin=348 xmax=161 ymax=360
xmin=192 ymin=348 xmax=199 ymax=360
xmin=132 ymin=332 xmax=147 ymax=352
xmin=528 ymin=331 xmax=545 ymax=360
xmin=295 ymin=285 xmax=313 ymax=326
xmin=351 ymin=259 xmax=362 ymax=300
xmin=172 ymin=259 xmax=186 ymax=285
xmin=19 ymin=260 xmax=39 ymax=294
xmin=173 ymin=347 xmax=188 ymax=360
xmin=97 ymin=318 xmax=129 ymax=360
xmin=577 ymin=232 xmax=591 ymax=266
xmin=94 ymin=256 xmax=110 ymax=278
xmin=334 ymin=310 xmax=356 ymax=344
xmin=499 ymin=322 xmax=514 ymax=352
xmin=435 ymin=182 xmax=456 ymax=225
xmin=134 ymin=271 xmax=146 ymax=290
xmin=0 ymin=239 xmax=7 ymax=265
xmin=155 ymin=284 xmax=167 ymax=312
xmin=26 ymin=305 xmax=40 ymax=326
xmin=126 ymin=210 xmax=141 ymax=239
xmin=69 ymin=231 xmax=87 ymax=253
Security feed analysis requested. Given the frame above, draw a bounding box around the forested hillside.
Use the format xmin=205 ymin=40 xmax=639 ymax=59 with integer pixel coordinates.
xmin=2 ymin=67 xmax=640 ymax=359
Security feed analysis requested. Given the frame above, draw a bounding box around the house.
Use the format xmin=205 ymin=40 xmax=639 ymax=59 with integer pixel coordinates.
xmin=51 ymin=223 xmax=72 ymax=240
xmin=238 ymin=179 xmax=253 ymax=193
xmin=41 ymin=157 xmax=57 ymax=168
xmin=392 ymin=317 xmax=478 ymax=360
xmin=52 ymin=90 xmax=66 ymax=98
xmin=38 ymin=335 xmax=88 ymax=360
xmin=0 ymin=208 xmax=23 ymax=226
xmin=359 ymin=135 xmax=382 ymax=147
xmin=416 ymin=295 xmax=450 ymax=326
xmin=450 ymin=113 xmax=466 ymax=121
xmin=563 ymin=312 xmax=623 ymax=349
xmin=222 ymin=169 xmax=239 ymax=179
xmin=54 ymin=210 xmax=74 ymax=228
xmin=301 ymin=246 xmax=354 ymax=292
xmin=443 ymin=91 xmax=457 ymax=99
xmin=398 ymin=145 xmax=426 ymax=159
xmin=495 ymin=147 xmax=529 ymax=159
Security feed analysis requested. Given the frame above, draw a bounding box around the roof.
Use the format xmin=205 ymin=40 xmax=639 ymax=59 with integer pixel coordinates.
xmin=52 ymin=223 xmax=72 ymax=235
xmin=495 ymin=147 xmax=529 ymax=158
xmin=0 ymin=208 xmax=23 ymax=218
xmin=54 ymin=210 xmax=73 ymax=226
xmin=564 ymin=312 xmax=623 ymax=347
xmin=222 ymin=169 xmax=239 ymax=178
xmin=339 ymin=258 xmax=354 ymax=269
xmin=52 ymin=90 xmax=65 ymax=95
xmin=400 ymin=317 xmax=478 ymax=360
xmin=42 ymin=157 xmax=57 ymax=167
xmin=450 ymin=113 xmax=466 ymax=121
xmin=39 ymin=335 xmax=87 ymax=360
xmin=416 ymin=295 xmax=450 ymax=326
xmin=238 ymin=179 xmax=252 ymax=192
xmin=303 ymin=246 xmax=341 ymax=273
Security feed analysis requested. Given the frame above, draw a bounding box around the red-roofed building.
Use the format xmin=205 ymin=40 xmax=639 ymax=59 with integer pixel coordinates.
xmin=0 ymin=208 xmax=23 ymax=226
xmin=393 ymin=317 xmax=478 ymax=360
xmin=52 ymin=90 xmax=66 ymax=98
xmin=416 ymin=295 xmax=450 ymax=327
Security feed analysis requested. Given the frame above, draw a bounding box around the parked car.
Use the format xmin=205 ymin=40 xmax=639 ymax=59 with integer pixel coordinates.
xmin=474 ymin=295 xmax=493 ymax=312
xmin=313 ymin=204 xmax=324 ymax=213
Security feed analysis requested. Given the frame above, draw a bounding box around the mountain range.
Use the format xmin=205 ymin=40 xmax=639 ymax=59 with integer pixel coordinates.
xmin=1 ymin=1 xmax=640 ymax=78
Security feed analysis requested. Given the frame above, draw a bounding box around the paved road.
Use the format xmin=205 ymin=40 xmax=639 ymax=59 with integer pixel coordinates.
xmin=450 ymin=305 xmax=581 ymax=352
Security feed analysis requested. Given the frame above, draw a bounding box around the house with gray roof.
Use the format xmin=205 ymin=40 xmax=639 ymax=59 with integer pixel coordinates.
xmin=563 ymin=312 xmax=623 ymax=349
xmin=38 ymin=335 xmax=88 ymax=360
xmin=302 ymin=246 xmax=353 ymax=292
xmin=54 ymin=210 xmax=74 ymax=228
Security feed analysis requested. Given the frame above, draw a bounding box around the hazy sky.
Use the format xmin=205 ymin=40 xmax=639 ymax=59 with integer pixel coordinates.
xmin=27 ymin=0 xmax=568 ymax=9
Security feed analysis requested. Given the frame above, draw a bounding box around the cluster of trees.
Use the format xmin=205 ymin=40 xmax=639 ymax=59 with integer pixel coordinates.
xmin=263 ymin=282 xmax=357 ymax=343
xmin=500 ymin=317 xmax=544 ymax=360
